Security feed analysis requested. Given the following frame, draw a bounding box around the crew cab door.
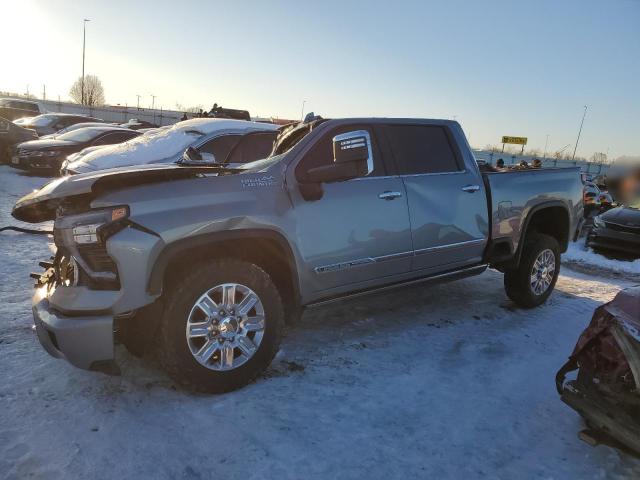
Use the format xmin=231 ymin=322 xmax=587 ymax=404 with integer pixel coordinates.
xmin=379 ymin=123 xmax=488 ymax=272
xmin=289 ymin=123 xmax=412 ymax=296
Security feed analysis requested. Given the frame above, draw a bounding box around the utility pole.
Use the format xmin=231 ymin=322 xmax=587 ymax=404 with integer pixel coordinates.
xmin=571 ymin=105 xmax=588 ymax=161
xmin=81 ymin=19 xmax=90 ymax=105
xmin=151 ymin=95 xmax=157 ymax=124
xmin=300 ymin=100 xmax=306 ymax=121
xmin=543 ymin=134 xmax=549 ymax=159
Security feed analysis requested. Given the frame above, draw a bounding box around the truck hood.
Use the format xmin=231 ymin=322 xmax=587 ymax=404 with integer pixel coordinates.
xmin=12 ymin=164 xmax=226 ymax=223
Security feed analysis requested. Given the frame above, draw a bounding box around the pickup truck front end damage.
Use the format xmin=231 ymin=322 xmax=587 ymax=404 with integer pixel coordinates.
xmin=556 ymin=286 xmax=640 ymax=456
xmin=30 ymin=207 xmax=164 ymax=374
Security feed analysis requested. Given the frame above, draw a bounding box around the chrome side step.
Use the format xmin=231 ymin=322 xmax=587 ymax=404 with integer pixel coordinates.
xmin=305 ymin=264 xmax=488 ymax=309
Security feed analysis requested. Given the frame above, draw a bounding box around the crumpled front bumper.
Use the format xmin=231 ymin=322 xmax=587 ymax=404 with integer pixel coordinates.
xmin=32 ymin=286 xmax=117 ymax=373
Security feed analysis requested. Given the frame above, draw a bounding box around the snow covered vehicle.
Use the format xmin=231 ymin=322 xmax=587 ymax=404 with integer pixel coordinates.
xmin=62 ymin=118 xmax=279 ymax=174
xmin=13 ymin=117 xmax=583 ymax=393
xmin=556 ymin=286 xmax=640 ymax=456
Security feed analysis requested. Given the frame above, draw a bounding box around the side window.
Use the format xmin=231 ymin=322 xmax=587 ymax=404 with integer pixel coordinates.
xmin=295 ymin=124 xmax=385 ymax=178
xmin=199 ymin=135 xmax=240 ymax=161
xmin=227 ymin=132 xmax=277 ymax=164
xmin=384 ymin=125 xmax=461 ymax=175
xmin=93 ymin=132 xmax=134 ymax=145
xmin=57 ymin=117 xmax=76 ymax=129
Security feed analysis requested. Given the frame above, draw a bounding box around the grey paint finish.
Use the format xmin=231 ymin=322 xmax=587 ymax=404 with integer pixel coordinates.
xmin=485 ymin=167 xmax=583 ymax=253
xmin=17 ymin=117 xmax=584 ymax=370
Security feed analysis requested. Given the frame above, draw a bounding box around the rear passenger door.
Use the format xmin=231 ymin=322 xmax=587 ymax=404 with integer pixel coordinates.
xmin=380 ymin=123 xmax=488 ymax=272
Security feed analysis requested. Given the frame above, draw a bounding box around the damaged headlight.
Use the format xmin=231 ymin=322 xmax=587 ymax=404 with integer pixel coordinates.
xmin=55 ymin=206 xmax=129 ymax=247
xmin=54 ymin=206 xmax=129 ymax=288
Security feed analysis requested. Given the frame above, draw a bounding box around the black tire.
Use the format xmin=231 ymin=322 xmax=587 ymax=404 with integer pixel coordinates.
xmin=155 ymin=258 xmax=284 ymax=393
xmin=504 ymin=233 xmax=560 ymax=308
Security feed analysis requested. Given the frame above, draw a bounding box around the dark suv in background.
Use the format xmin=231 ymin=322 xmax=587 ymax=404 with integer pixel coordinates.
xmin=0 ymin=98 xmax=45 ymax=121
xmin=0 ymin=117 xmax=38 ymax=164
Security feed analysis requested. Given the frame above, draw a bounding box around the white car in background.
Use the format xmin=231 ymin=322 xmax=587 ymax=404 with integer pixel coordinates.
xmin=63 ymin=118 xmax=279 ymax=174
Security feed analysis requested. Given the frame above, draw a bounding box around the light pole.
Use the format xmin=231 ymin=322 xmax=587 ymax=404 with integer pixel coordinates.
xmin=136 ymin=94 xmax=141 ymax=110
xmin=571 ymin=105 xmax=588 ymax=161
xmin=543 ymin=134 xmax=549 ymax=159
xmin=81 ymin=19 xmax=90 ymax=105
xmin=300 ymin=100 xmax=306 ymax=121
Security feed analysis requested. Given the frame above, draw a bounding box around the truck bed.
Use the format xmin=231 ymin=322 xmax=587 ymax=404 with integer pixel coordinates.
xmin=483 ymin=167 xmax=583 ymax=261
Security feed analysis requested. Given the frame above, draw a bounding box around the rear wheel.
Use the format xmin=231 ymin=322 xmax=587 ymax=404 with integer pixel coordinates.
xmin=156 ymin=258 xmax=284 ymax=393
xmin=504 ymin=234 xmax=560 ymax=308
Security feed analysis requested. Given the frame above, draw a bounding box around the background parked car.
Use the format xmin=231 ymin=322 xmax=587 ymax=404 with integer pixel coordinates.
xmin=0 ymin=117 xmax=38 ymax=164
xmin=19 ymin=113 xmax=104 ymax=136
xmin=119 ymin=118 xmax=158 ymax=130
xmin=39 ymin=121 xmax=118 ymax=140
xmin=0 ymin=98 xmax=45 ymax=121
xmin=64 ymin=118 xmax=278 ymax=174
xmin=11 ymin=126 xmax=141 ymax=174
xmin=588 ymin=200 xmax=640 ymax=258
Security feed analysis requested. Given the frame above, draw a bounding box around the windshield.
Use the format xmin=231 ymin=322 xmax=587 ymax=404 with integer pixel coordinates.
xmin=271 ymin=122 xmax=315 ymax=156
xmin=56 ymin=128 xmax=107 ymax=143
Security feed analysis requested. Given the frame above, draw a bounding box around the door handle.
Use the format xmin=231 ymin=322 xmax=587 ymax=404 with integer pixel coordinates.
xmin=378 ymin=191 xmax=403 ymax=200
xmin=462 ymin=184 xmax=480 ymax=193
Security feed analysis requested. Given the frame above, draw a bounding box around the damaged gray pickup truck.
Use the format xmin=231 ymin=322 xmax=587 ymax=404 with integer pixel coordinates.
xmin=13 ymin=117 xmax=583 ymax=392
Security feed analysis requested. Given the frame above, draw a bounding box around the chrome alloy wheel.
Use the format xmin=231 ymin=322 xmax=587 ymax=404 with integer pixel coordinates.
xmin=186 ymin=283 xmax=265 ymax=371
xmin=530 ymin=249 xmax=556 ymax=296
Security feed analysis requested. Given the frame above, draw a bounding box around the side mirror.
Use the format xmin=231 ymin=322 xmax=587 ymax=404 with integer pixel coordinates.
xmin=301 ymin=130 xmax=373 ymax=184
xmin=177 ymin=147 xmax=217 ymax=166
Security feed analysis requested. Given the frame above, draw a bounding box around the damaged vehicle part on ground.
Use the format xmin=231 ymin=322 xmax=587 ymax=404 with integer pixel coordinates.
xmin=556 ymin=286 xmax=640 ymax=456
xmin=14 ymin=117 xmax=583 ymax=393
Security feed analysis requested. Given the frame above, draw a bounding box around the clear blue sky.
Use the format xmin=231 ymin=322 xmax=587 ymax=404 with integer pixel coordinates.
xmin=3 ymin=0 xmax=639 ymax=158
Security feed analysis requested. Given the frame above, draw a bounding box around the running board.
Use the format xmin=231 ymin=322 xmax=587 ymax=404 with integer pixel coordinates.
xmin=305 ymin=264 xmax=488 ymax=309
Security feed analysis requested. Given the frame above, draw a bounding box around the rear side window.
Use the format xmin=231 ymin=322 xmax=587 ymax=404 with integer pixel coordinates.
xmin=226 ymin=132 xmax=277 ymax=164
xmin=384 ymin=125 xmax=461 ymax=174
xmin=93 ymin=132 xmax=137 ymax=145
xmin=199 ymin=134 xmax=240 ymax=161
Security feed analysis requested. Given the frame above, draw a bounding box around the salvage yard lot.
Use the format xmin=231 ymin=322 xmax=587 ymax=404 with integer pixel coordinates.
xmin=1 ymin=165 xmax=639 ymax=479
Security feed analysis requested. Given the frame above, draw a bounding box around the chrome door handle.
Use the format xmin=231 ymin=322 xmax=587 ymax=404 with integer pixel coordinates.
xmin=462 ymin=184 xmax=480 ymax=193
xmin=378 ymin=191 xmax=403 ymax=200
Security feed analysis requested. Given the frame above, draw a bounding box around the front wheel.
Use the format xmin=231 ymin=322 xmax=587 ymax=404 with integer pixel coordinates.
xmin=504 ymin=234 xmax=560 ymax=308
xmin=155 ymin=258 xmax=284 ymax=393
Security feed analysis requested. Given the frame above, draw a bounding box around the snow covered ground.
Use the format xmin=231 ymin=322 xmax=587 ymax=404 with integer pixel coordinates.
xmin=1 ymin=165 xmax=640 ymax=479
xmin=564 ymin=240 xmax=640 ymax=277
